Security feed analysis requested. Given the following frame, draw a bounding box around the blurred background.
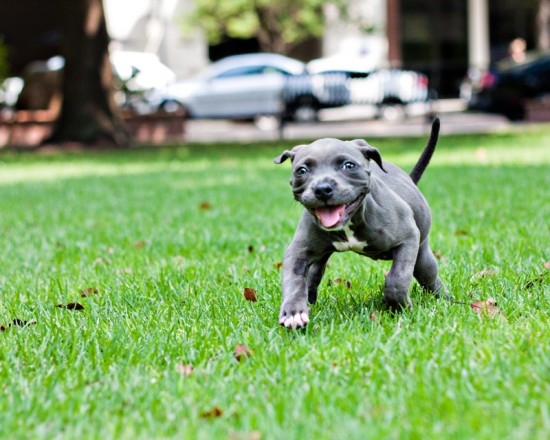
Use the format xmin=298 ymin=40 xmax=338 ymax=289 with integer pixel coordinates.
xmin=1 ymin=0 xmax=550 ymax=145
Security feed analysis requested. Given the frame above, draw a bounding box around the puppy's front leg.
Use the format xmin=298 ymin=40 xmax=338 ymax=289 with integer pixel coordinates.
xmin=383 ymin=235 xmax=420 ymax=311
xmin=306 ymin=253 xmax=331 ymax=304
xmin=279 ymin=240 xmax=313 ymax=329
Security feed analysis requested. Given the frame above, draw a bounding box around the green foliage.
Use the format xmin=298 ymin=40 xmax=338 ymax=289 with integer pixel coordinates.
xmin=186 ymin=0 xmax=340 ymax=53
xmin=0 ymin=128 xmax=549 ymax=438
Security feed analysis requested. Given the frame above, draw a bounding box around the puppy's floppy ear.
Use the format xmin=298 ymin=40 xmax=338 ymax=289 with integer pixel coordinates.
xmin=353 ymin=139 xmax=387 ymax=172
xmin=273 ymin=145 xmax=304 ymax=164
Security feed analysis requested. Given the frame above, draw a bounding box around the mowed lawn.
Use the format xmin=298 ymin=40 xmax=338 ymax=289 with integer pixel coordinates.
xmin=0 ymin=125 xmax=549 ymax=439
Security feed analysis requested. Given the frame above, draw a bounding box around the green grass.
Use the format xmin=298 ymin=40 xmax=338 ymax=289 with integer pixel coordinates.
xmin=0 ymin=126 xmax=549 ymax=439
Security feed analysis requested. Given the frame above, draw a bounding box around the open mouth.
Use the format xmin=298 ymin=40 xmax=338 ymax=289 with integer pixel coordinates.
xmin=313 ymin=193 xmax=365 ymax=229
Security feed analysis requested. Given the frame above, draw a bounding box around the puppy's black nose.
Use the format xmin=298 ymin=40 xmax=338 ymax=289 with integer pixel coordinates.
xmin=314 ymin=182 xmax=334 ymax=201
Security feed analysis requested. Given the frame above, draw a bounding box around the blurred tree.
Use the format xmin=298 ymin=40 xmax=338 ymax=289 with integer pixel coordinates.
xmin=537 ymin=0 xmax=550 ymax=50
xmin=47 ymin=0 xmax=127 ymax=146
xmin=0 ymin=37 xmax=9 ymax=80
xmin=187 ymin=0 xmax=342 ymax=55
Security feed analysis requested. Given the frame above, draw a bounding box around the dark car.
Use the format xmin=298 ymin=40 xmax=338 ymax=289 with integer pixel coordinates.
xmin=467 ymin=51 xmax=550 ymax=120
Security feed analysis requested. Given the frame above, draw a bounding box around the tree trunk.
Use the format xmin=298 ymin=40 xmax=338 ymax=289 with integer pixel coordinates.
xmin=47 ymin=0 xmax=127 ymax=146
xmin=254 ymin=6 xmax=288 ymax=54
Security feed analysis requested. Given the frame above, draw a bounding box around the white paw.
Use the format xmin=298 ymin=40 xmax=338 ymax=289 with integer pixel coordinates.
xmin=279 ymin=311 xmax=310 ymax=329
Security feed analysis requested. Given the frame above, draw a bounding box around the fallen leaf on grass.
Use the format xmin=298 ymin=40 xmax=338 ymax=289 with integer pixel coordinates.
xmin=234 ymin=344 xmax=252 ymax=361
xmin=243 ymin=288 xmax=257 ymax=302
xmin=528 ymin=262 xmax=550 ymax=288
xmin=199 ymin=201 xmax=211 ymax=210
xmin=470 ymin=298 xmax=508 ymax=322
xmin=454 ymin=229 xmax=469 ymax=237
xmin=133 ymin=240 xmax=147 ymax=248
xmin=524 ymin=272 xmax=547 ymax=289
xmin=473 ymin=269 xmax=498 ymax=278
xmin=80 ymin=287 xmax=98 ymax=297
xmin=176 ymin=364 xmax=194 ymax=377
xmin=432 ymin=249 xmax=447 ymax=264
xmin=56 ymin=303 xmax=85 ymax=310
xmin=200 ymin=407 xmax=223 ymax=419
xmin=115 ymin=268 xmax=133 ymax=275
xmin=328 ymin=278 xmax=352 ymax=289
xmin=1 ymin=318 xmax=37 ymax=331
xmin=272 ymin=261 xmax=283 ymax=270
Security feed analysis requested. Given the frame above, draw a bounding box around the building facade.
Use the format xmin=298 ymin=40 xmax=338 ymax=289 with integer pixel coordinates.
xmin=0 ymin=0 xmax=544 ymax=97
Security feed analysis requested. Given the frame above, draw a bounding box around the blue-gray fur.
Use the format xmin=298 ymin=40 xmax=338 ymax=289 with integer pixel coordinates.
xmin=274 ymin=118 xmax=446 ymax=329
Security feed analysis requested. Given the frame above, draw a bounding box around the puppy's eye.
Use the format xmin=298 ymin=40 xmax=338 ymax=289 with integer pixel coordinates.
xmin=342 ymin=161 xmax=356 ymax=170
xmin=295 ymin=166 xmax=309 ymax=176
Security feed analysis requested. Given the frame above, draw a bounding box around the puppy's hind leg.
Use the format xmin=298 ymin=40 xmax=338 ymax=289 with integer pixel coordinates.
xmin=306 ymin=254 xmax=331 ymax=304
xmin=414 ymin=239 xmax=448 ymax=299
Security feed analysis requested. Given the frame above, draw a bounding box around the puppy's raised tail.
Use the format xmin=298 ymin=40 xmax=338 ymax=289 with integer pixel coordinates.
xmin=409 ymin=117 xmax=440 ymax=185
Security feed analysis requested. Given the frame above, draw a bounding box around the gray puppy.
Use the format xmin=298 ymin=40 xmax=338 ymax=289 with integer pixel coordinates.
xmin=274 ymin=118 xmax=446 ymax=329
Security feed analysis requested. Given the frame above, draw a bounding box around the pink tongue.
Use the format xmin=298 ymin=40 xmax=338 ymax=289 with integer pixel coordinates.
xmin=315 ymin=205 xmax=346 ymax=228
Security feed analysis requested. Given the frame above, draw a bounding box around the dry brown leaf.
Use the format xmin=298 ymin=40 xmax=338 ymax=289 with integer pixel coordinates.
xmin=176 ymin=364 xmax=194 ymax=377
xmin=80 ymin=287 xmax=98 ymax=297
xmin=454 ymin=229 xmax=469 ymax=237
xmin=524 ymin=273 xmax=547 ymax=289
xmin=243 ymin=288 xmax=257 ymax=302
xmin=57 ymin=303 xmax=85 ymax=310
xmin=272 ymin=261 xmax=283 ymax=270
xmin=1 ymin=318 xmax=37 ymax=331
xmin=199 ymin=201 xmax=211 ymax=210
xmin=432 ymin=249 xmax=447 ymax=264
xmin=200 ymin=407 xmax=223 ymax=419
xmin=329 ymin=278 xmax=352 ymax=289
xmin=474 ymin=269 xmax=498 ymax=278
xmin=12 ymin=318 xmax=36 ymax=327
xmin=133 ymin=240 xmax=147 ymax=248
xmin=234 ymin=344 xmax=252 ymax=361
xmin=470 ymin=298 xmax=508 ymax=322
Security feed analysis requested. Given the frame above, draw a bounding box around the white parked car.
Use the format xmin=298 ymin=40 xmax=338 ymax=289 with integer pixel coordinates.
xmin=152 ymin=53 xmax=304 ymax=120
xmin=151 ymin=53 xmax=347 ymax=122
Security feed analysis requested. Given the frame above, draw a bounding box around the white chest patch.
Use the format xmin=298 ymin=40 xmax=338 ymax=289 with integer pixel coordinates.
xmin=332 ymin=225 xmax=368 ymax=253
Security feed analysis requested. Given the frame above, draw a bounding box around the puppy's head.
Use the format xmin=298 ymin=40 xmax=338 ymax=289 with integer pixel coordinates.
xmin=274 ymin=138 xmax=385 ymax=231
